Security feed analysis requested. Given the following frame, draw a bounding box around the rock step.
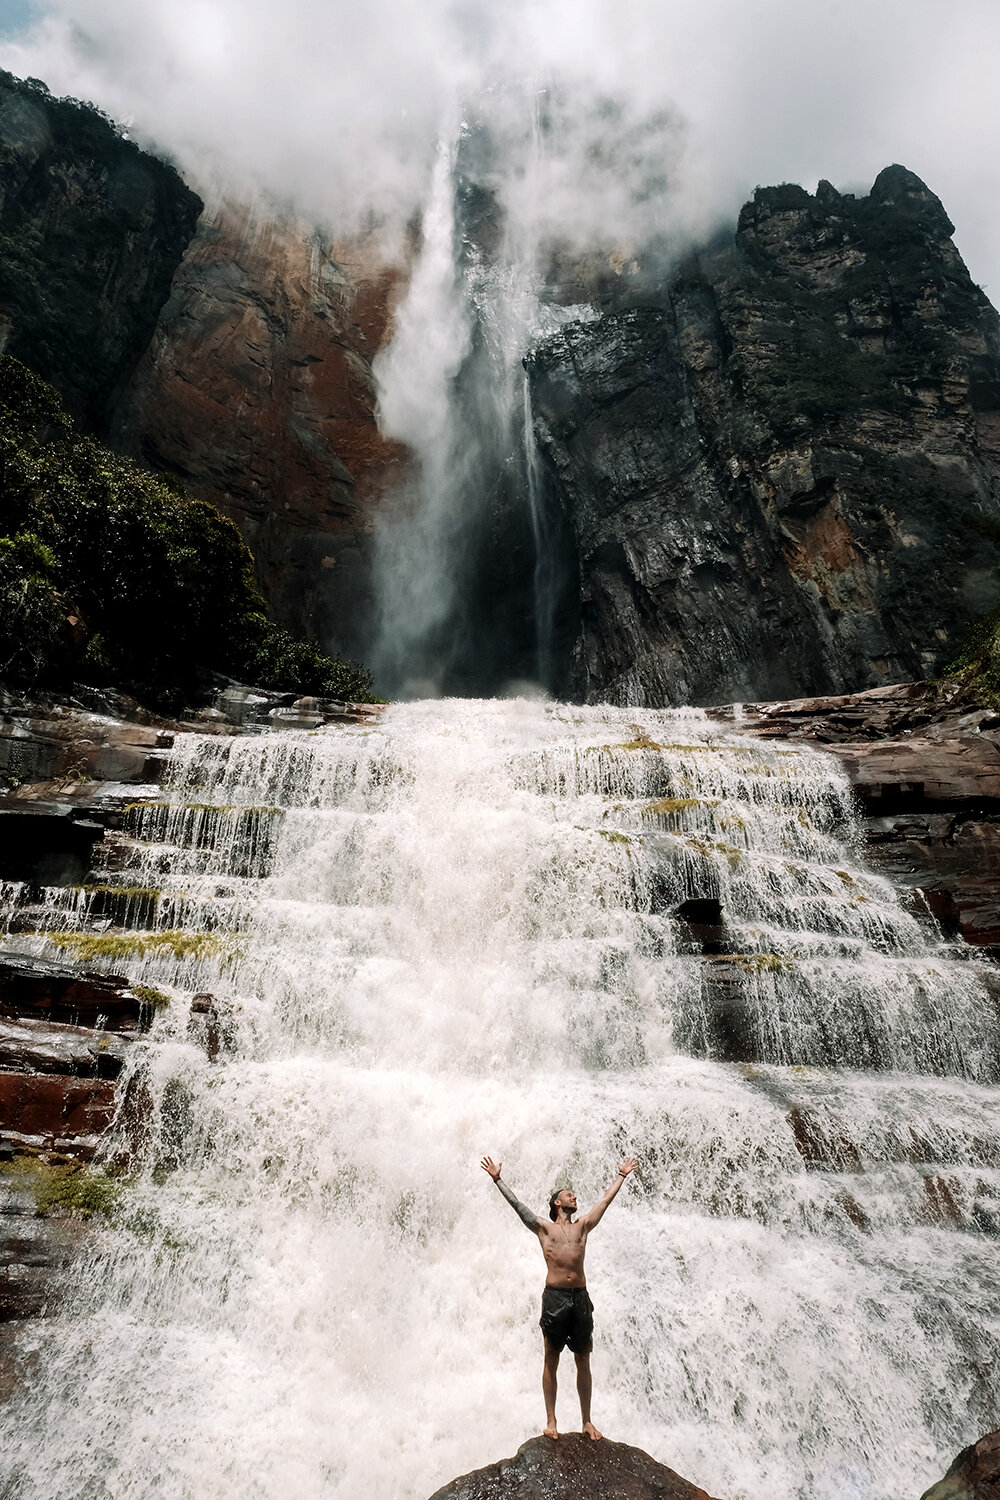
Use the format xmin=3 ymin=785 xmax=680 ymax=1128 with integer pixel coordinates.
xmin=0 ymin=954 xmax=149 ymax=1029
xmin=0 ymin=1073 xmax=116 ymax=1154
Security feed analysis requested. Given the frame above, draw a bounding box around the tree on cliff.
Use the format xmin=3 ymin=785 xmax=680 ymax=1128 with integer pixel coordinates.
xmin=0 ymin=356 xmax=374 ymax=709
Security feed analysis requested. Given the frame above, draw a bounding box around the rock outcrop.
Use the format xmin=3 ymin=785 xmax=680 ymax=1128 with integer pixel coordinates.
xmin=529 ymin=167 xmax=1000 ymax=707
xmin=722 ymin=678 xmax=1000 ymax=947
xmin=111 ymin=203 xmax=405 ymax=654
xmin=921 ymin=1430 xmax=1000 ymax=1499
xmin=428 ymin=1435 xmax=720 ymax=1500
xmin=0 ymin=71 xmax=201 ymax=429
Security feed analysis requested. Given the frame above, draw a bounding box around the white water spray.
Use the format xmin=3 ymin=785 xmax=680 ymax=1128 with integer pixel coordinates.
xmin=371 ymin=127 xmax=474 ymax=695
xmin=371 ymin=96 xmax=600 ymax=696
xmin=1 ymin=699 xmax=998 ymax=1500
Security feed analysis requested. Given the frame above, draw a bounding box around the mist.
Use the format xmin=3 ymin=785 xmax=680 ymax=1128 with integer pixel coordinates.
xmin=2 ymin=0 xmax=1000 ymax=287
xmin=4 ymin=0 xmax=1000 ymax=695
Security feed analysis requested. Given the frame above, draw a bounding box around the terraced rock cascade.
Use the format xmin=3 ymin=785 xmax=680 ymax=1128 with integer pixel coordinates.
xmin=0 ymin=699 xmax=998 ymax=1500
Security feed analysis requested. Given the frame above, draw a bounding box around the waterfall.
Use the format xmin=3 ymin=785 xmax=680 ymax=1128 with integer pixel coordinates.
xmin=1 ymin=699 xmax=998 ymax=1500
xmin=370 ymin=97 xmax=597 ymax=698
xmin=523 ymin=373 xmax=560 ymax=690
xmin=370 ymin=126 xmax=474 ymax=697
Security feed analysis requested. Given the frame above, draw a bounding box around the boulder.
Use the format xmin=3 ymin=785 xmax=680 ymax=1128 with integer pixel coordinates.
xmin=921 ymin=1430 xmax=1000 ymax=1499
xmin=428 ymin=1435 xmax=720 ymax=1500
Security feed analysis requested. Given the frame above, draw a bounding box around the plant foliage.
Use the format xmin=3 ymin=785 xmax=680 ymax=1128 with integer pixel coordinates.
xmin=0 ymin=356 xmax=373 ymax=708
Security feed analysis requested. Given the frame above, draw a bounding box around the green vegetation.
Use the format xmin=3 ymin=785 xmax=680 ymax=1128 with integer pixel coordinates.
xmin=133 ymin=983 xmax=171 ymax=1009
xmin=1 ymin=1153 xmax=122 ymax=1217
xmin=643 ymin=797 xmax=703 ymax=817
xmin=949 ymin=607 xmax=1000 ymax=706
xmin=0 ymin=356 xmax=374 ymax=710
xmin=718 ymin=952 xmax=792 ymax=975
xmin=81 ymin=884 xmax=164 ymax=900
xmin=45 ymin=929 xmax=231 ymax=963
xmin=682 ymin=834 xmax=743 ymax=868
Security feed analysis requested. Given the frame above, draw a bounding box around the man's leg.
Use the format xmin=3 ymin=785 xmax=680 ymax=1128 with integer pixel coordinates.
xmin=542 ymin=1340 xmax=560 ymax=1438
xmin=574 ymin=1352 xmax=602 ymax=1440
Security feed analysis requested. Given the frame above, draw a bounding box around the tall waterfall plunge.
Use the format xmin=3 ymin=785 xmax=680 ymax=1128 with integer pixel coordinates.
xmin=370 ymin=105 xmax=599 ymax=699
xmin=2 ymin=699 xmax=999 ymax=1500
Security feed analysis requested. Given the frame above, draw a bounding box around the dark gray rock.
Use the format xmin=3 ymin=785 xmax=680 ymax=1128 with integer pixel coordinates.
xmin=0 ymin=70 xmax=201 ymax=429
xmin=529 ymin=168 xmax=1000 ymax=706
xmin=428 ymin=1435 xmax=721 ymax=1500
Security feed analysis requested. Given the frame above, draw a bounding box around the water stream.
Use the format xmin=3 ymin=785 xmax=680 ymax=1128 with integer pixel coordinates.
xmin=1 ymin=698 xmax=998 ymax=1499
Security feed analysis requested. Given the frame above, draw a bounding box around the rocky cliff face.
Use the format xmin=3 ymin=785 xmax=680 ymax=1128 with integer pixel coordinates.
xmin=529 ymin=166 xmax=1000 ymax=706
xmin=0 ymin=72 xmax=201 ymax=430
xmin=110 ymin=205 xmax=405 ymax=655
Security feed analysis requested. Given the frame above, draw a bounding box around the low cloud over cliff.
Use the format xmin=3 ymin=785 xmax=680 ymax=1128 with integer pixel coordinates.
xmin=1 ymin=0 xmax=999 ymax=286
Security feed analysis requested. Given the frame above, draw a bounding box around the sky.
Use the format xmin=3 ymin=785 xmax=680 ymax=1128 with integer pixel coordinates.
xmin=1 ymin=0 xmax=999 ymax=290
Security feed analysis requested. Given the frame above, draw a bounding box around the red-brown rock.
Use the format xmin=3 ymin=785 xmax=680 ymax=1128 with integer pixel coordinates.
xmin=111 ymin=202 xmax=408 ymax=655
xmin=0 ymin=1072 xmax=115 ymax=1147
xmin=428 ymin=1435 xmax=721 ymax=1500
xmin=921 ymin=1430 xmax=1000 ymax=1499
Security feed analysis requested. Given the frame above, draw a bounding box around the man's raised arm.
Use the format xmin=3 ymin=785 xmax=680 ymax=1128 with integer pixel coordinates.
xmin=580 ymin=1156 xmax=639 ymax=1230
xmin=480 ymin=1156 xmax=542 ymax=1232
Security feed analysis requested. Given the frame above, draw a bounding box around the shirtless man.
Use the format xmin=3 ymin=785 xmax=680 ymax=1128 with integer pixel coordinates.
xmin=480 ymin=1154 xmax=639 ymax=1440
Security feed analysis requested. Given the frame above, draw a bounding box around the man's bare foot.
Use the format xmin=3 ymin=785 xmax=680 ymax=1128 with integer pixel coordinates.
xmin=582 ymin=1422 xmax=603 ymax=1441
xmin=543 ymin=1421 xmax=559 ymax=1439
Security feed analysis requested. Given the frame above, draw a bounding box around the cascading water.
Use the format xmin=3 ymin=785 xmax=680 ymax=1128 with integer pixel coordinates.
xmin=370 ymin=98 xmax=597 ymax=698
xmin=1 ymin=698 xmax=998 ymax=1500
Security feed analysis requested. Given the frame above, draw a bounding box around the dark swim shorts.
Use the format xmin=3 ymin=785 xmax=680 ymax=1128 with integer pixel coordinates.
xmin=539 ymin=1286 xmax=594 ymax=1354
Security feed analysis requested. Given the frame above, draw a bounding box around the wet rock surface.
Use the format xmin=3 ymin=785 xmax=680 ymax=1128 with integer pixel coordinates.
xmin=529 ymin=167 xmax=1000 ymax=706
xmin=111 ymin=202 xmax=405 ymax=655
xmin=428 ymin=1435 xmax=720 ymax=1500
xmin=723 ymin=679 xmax=1000 ymax=947
xmin=0 ymin=953 xmax=138 ymax=1396
xmin=921 ymin=1430 xmax=1000 ymax=1499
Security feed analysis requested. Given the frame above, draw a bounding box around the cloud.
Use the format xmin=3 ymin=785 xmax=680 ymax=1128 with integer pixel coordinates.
xmin=1 ymin=0 xmax=999 ymax=283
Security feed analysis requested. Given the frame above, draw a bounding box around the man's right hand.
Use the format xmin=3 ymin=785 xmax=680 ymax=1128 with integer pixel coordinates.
xmin=480 ymin=1156 xmax=501 ymax=1180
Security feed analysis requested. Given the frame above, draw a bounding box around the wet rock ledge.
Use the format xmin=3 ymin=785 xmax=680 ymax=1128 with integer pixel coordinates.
xmin=428 ymin=1429 xmax=1000 ymax=1500
xmin=0 ymin=680 xmax=380 ymax=1397
xmin=428 ymin=1435 xmax=720 ymax=1500
xmin=718 ymin=678 xmax=1000 ymax=950
xmin=920 ymin=1429 xmax=1000 ymax=1499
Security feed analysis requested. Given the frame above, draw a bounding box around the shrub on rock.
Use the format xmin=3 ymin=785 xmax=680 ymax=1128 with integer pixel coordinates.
xmin=0 ymin=355 xmax=373 ymax=708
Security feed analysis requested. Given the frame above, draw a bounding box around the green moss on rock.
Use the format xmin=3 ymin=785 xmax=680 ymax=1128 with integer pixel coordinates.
xmin=45 ymin=929 xmax=233 ymax=964
xmin=1 ymin=1154 xmax=122 ymax=1217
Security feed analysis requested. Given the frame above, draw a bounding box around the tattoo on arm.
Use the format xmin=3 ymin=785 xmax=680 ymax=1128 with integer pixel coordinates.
xmin=495 ymin=1177 xmax=541 ymax=1230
